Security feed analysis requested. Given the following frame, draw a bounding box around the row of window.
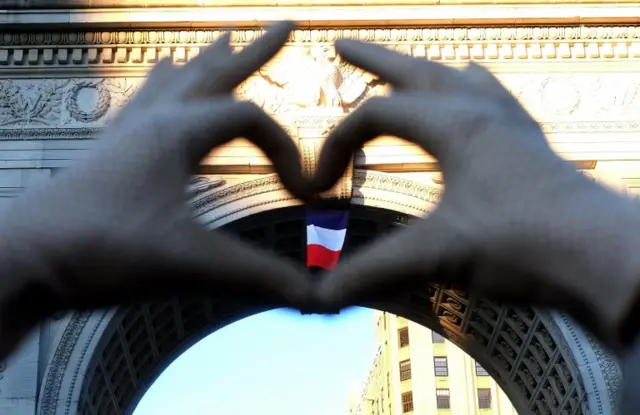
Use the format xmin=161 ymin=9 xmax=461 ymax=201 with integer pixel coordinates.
xmin=400 ymin=388 xmax=492 ymax=413
xmin=398 ymin=327 xmax=447 ymax=347
xmin=399 ymin=358 xmax=489 ymax=380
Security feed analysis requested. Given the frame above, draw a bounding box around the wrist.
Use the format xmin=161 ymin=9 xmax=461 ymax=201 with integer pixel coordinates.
xmin=609 ymin=203 xmax=640 ymax=351
xmin=565 ymin=192 xmax=640 ymax=352
xmin=0 ymin=225 xmax=58 ymax=360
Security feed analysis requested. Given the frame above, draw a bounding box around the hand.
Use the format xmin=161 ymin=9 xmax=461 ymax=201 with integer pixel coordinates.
xmin=0 ymin=22 xmax=313 ymax=358
xmin=311 ymin=39 xmax=640 ymax=352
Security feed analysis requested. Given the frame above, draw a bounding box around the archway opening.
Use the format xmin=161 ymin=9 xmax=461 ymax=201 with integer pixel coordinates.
xmin=76 ymin=205 xmax=586 ymax=415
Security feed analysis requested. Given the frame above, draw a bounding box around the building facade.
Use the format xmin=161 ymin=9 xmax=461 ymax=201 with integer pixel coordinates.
xmin=0 ymin=1 xmax=634 ymax=414
xmin=350 ymin=312 xmax=518 ymax=415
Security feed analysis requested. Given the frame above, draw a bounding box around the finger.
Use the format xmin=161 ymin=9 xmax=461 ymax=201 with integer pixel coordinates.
xmin=335 ymin=39 xmax=462 ymax=91
xmin=174 ymin=32 xmax=232 ymax=97
xmin=184 ymin=31 xmax=232 ymax=75
xmin=185 ymin=21 xmax=294 ymax=96
xmin=153 ymin=220 xmax=315 ymax=309
xmin=315 ymin=208 xmax=470 ymax=311
xmin=173 ymin=99 xmax=311 ymax=202
xmin=62 ymin=219 xmax=316 ymax=311
xmin=463 ymin=62 xmax=523 ymax=107
xmin=131 ymin=58 xmax=176 ymax=107
xmin=312 ymin=94 xmax=474 ymax=193
xmin=226 ymin=21 xmax=295 ymax=88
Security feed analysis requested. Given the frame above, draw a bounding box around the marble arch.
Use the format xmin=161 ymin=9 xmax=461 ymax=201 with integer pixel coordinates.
xmin=3 ymin=2 xmax=640 ymax=414
xmin=35 ymin=170 xmax=619 ymax=415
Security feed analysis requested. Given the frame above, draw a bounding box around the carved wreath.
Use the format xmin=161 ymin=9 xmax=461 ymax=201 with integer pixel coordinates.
xmin=65 ymin=81 xmax=111 ymax=123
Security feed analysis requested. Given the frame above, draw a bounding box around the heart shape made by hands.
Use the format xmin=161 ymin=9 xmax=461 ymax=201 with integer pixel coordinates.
xmin=1 ymin=21 xmax=640 ymax=370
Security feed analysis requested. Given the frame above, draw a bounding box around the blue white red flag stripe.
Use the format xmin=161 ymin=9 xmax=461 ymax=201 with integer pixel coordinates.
xmin=306 ymin=209 xmax=349 ymax=230
xmin=306 ymin=209 xmax=349 ymax=270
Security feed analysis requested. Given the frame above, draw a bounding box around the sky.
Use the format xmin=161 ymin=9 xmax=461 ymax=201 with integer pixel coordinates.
xmin=133 ymin=307 xmax=377 ymax=415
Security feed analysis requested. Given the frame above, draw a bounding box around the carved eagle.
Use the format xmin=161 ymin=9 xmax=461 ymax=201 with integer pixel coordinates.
xmin=255 ymin=45 xmax=374 ymax=108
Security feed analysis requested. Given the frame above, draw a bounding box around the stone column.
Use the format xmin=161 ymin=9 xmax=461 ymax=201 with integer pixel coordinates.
xmin=295 ymin=108 xmax=353 ymax=199
xmin=0 ymin=330 xmax=40 ymax=415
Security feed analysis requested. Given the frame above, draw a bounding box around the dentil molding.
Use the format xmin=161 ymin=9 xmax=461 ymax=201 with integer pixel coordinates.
xmin=2 ymin=26 xmax=640 ymax=71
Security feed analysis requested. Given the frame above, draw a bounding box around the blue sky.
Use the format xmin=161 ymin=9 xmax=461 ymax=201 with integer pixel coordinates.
xmin=133 ymin=307 xmax=376 ymax=415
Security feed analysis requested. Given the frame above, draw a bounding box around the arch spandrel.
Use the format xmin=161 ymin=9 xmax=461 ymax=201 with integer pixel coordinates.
xmin=36 ymin=171 xmax=620 ymax=415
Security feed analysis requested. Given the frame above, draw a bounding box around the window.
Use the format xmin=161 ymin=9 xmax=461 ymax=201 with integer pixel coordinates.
xmin=387 ymin=372 xmax=390 ymax=397
xmin=434 ymin=357 xmax=448 ymax=376
xmin=399 ymin=359 xmax=412 ymax=381
xmin=475 ymin=362 xmax=489 ymax=376
xmin=399 ymin=327 xmax=410 ymax=347
xmin=478 ymin=389 xmax=492 ymax=409
xmin=436 ymin=389 xmax=450 ymax=409
xmin=432 ymin=331 xmax=445 ymax=343
xmin=401 ymin=391 xmax=414 ymax=413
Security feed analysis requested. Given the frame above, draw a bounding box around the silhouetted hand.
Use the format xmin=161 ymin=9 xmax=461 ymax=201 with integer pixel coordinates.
xmin=311 ymin=39 xmax=640 ymax=352
xmin=0 ymin=22 xmax=313 ymax=359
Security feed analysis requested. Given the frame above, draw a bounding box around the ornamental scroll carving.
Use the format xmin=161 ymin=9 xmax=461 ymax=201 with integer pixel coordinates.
xmin=2 ymin=71 xmax=640 ymax=135
xmin=0 ymin=78 xmax=138 ymax=128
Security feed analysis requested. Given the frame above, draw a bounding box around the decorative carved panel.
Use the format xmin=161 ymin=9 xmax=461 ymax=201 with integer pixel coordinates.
xmin=2 ymin=26 xmax=640 ymax=70
xmin=3 ymin=70 xmax=640 ymax=142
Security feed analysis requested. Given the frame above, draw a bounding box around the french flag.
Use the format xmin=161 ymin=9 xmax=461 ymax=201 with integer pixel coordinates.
xmin=306 ymin=206 xmax=350 ymax=270
xmin=306 ymin=152 xmax=355 ymax=271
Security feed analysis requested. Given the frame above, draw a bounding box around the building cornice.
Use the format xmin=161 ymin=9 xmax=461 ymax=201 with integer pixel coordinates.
xmin=3 ymin=5 xmax=640 ymax=29
xmin=3 ymin=0 xmax=638 ymax=9
xmin=3 ymin=25 xmax=640 ymax=73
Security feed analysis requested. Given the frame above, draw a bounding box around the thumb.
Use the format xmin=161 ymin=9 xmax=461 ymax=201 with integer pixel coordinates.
xmin=315 ymin=208 xmax=471 ymax=311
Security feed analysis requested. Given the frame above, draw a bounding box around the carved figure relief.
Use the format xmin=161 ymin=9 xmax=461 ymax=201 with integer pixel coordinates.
xmin=499 ymin=73 xmax=640 ymax=122
xmin=589 ymin=77 xmax=640 ymax=115
xmin=238 ymin=45 xmax=375 ymax=115
xmin=3 ymin=72 xmax=640 ymax=137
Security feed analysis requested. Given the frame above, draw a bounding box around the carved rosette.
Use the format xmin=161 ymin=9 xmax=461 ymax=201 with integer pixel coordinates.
xmin=65 ymin=80 xmax=111 ymax=124
xmin=0 ymin=78 xmax=139 ymax=129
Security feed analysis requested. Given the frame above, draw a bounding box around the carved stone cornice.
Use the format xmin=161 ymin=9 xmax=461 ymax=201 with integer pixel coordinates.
xmin=6 ymin=0 xmax=639 ymax=8
xmin=2 ymin=25 xmax=640 ymax=72
xmin=4 ymin=72 xmax=640 ymax=139
xmin=3 ymin=5 xmax=640 ymax=29
xmin=2 ymin=122 xmax=640 ymax=142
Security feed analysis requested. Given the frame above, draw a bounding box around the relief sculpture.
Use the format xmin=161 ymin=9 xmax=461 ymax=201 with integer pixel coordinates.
xmin=2 ymin=70 xmax=640 ymax=136
xmin=0 ymin=78 xmax=140 ymax=128
xmin=0 ymin=80 xmax=69 ymax=126
xmin=236 ymin=45 xmax=377 ymax=122
xmin=499 ymin=73 xmax=640 ymax=123
xmin=65 ymin=80 xmax=111 ymax=124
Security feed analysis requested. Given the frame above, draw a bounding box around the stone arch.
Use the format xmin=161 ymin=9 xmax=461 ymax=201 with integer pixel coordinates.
xmin=36 ymin=170 xmax=620 ymax=415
